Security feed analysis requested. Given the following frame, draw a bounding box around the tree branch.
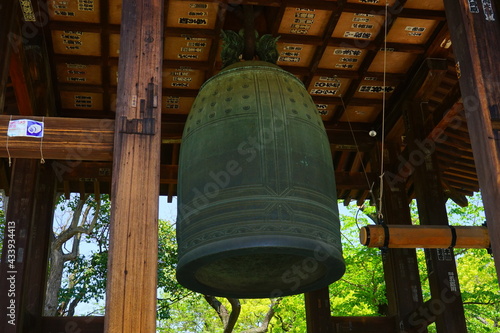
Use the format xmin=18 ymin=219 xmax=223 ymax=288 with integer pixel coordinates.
xmin=224 ymin=298 xmax=241 ymax=333
xmin=86 ymin=197 xmax=101 ymax=234
xmin=240 ymin=298 xmax=282 ymax=333
xmin=204 ymin=295 xmax=230 ymax=327
xmin=53 ymin=226 xmax=90 ymax=252
xmin=70 ymin=195 xmax=87 ymax=229
xmin=274 ymin=313 xmax=291 ymax=332
xmin=464 ymin=301 xmax=497 ymax=305
xmin=51 ymin=196 xmax=101 ymax=252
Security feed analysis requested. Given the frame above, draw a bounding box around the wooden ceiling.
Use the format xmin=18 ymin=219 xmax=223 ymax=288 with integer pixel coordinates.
xmin=3 ymin=0 xmax=478 ymax=204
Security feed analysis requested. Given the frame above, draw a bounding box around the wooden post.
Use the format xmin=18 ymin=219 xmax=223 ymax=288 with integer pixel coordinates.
xmin=104 ymin=0 xmax=164 ymax=331
xmin=443 ymin=0 xmax=500 ymax=284
xmin=20 ymin=163 xmax=56 ymax=333
xmin=305 ymin=287 xmax=334 ymax=333
xmin=379 ymin=146 xmax=427 ymax=333
xmin=0 ymin=159 xmax=38 ymax=333
xmin=380 ymin=197 xmax=427 ymax=332
xmin=406 ymin=101 xmax=467 ymax=333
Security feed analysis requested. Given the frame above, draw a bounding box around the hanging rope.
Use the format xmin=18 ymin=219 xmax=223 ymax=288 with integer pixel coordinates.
xmin=377 ymin=0 xmax=389 ymax=221
xmin=39 ymin=116 xmax=45 ymax=164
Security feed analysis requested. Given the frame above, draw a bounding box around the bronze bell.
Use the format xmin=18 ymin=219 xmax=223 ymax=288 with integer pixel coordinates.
xmin=176 ymin=60 xmax=345 ymax=298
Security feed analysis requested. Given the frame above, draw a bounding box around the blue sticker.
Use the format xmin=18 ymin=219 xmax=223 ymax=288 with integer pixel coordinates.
xmin=26 ymin=120 xmax=44 ymax=137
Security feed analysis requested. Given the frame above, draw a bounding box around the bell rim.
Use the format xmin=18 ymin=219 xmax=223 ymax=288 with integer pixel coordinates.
xmin=176 ymin=235 xmax=345 ymax=298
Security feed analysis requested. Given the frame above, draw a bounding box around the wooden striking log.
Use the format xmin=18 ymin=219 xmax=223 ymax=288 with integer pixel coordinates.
xmin=360 ymin=225 xmax=490 ymax=249
xmin=0 ymin=115 xmax=114 ymax=161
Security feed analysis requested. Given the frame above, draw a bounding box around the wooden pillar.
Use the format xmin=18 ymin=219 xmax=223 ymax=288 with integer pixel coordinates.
xmin=443 ymin=0 xmax=500 ymax=283
xmin=305 ymin=287 xmax=334 ymax=333
xmin=0 ymin=159 xmax=38 ymax=333
xmin=21 ymin=163 xmax=56 ymax=333
xmin=406 ymin=101 xmax=467 ymax=333
xmin=380 ymin=147 xmax=427 ymax=333
xmin=104 ymin=0 xmax=164 ymax=331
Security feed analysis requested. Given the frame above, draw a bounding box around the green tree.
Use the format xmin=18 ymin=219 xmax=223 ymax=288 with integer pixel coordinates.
xmin=446 ymin=193 xmax=499 ymax=332
xmin=45 ymin=194 xmax=110 ymax=316
xmin=330 ymin=210 xmax=386 ymax=316
xmin=262 ymin=194 xmax=499 ymax=332
xmin=32 ymin=191 xmax=499 ymax=332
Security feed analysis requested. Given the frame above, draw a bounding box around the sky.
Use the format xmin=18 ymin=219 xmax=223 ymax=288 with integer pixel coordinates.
xmin=158 ymin=196 xmax=178 ymax=222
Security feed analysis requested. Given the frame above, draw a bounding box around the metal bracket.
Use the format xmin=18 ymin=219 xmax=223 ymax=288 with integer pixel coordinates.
xmin=120 ymin=82 xmax=158 ymax=135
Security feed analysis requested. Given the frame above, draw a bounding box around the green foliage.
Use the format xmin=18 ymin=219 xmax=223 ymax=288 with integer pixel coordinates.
xmin=59 ymin=251 xmax=108 ymax=311
xmin=157 ymin=294 xmax=217 ymax=332
xmin=57 ymin=199 xmax=185 ymax=318
xmin=330 ymin=208 xmax=386 ymax=316
xmin=51 ymin=192 xmax=499 ymax=332
xmin=157 ymin=219 xmax=193 ymax=320
xmin=446 ymin=193 xmax=499 ymax=332
xmin=459 ymin=249 xmax=500 ymax=331
xmin=413 ymin=192 xmax=499 ymax=333
xmin=272 ymin=295 xmax=307 ymax=332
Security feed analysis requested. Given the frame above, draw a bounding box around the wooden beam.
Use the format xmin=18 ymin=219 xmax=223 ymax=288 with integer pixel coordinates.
xmin=360 ymin=225 xmax=490 ymax=249
xmin=8 ymin=0 xmax=55 ymax=118
xmin=443 ymin=0 xmax=500 ymax=285
xmin=384 ymin=76 xmax=460 ymax=186
xmin=42 ymin=316 xmax=104 ymax=333
xmin=104 ymin=0 xmax=164 ymax=331
xmin=377 ymin=58 xmax=448 ymax=138
xmin=0 ymin=116 xmax=114 ymax=161
xmin=8 ymin=47 xmax=34 ymax=116
xmin=0 ymin=115 xmax=375 ymax=162
xmin=0 ymin=159 xmax=38 ymax=333
xmin=331 ymin=316 xmax=396 ymax=333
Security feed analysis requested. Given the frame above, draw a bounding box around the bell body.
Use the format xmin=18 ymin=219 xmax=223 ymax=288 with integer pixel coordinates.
xmin=176 ymin=61 xmax=345 ymax=298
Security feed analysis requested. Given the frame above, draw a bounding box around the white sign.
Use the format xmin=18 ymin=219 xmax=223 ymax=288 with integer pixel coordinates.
xmin=8 ymin=119 xmax=44 ymax=138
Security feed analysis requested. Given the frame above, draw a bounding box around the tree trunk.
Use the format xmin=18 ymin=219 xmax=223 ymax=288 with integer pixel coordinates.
xmin=43 ymin=195 xmax=100 ymax=316
xmin=44 ymin=247 xmax=64 ymax=315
